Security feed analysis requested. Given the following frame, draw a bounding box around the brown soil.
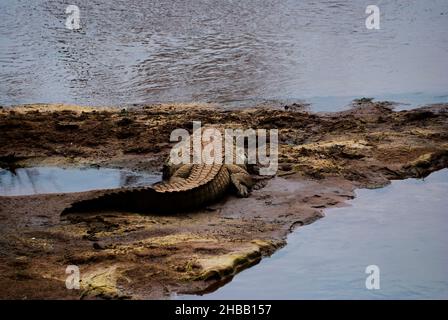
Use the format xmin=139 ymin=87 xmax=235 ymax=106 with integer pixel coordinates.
xmin=0 ymin=100 xmax=447 ymax=299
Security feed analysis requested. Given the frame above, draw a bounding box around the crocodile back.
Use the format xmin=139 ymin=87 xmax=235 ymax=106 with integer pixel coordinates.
xmin=153 ymin=164 xmax=222 ymax=193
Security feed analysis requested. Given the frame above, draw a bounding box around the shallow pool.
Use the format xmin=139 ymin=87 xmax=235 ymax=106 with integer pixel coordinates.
xmin=0 ymin=167 xmax=161 ymax=196
xmin=178 ymin=169 xmax=448 ymax=299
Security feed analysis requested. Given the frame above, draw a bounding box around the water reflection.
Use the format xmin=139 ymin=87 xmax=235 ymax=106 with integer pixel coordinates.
xmin=1 ymin=0 xmax=447 ymax=109
xmin=0 ymin=167 xmax=161 ymax=196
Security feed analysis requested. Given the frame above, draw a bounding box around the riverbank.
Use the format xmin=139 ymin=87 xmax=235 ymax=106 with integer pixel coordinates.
xmin=0 ymin=100 xmax=447 ymax=299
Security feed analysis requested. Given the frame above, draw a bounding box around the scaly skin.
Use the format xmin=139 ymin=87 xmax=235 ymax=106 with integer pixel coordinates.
xmin=63 ymin=126 xmax=254 ymax=214
xmin=61 ymin=163 xmax=252 ymax=214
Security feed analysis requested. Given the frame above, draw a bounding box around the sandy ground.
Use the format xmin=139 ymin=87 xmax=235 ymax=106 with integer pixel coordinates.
xmin=0 ymin=100 xmax=447 ymax=299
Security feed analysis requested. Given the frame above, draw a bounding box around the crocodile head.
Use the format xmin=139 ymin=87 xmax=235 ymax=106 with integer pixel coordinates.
xmin=162 ymin=159 xmax=182 ymax=180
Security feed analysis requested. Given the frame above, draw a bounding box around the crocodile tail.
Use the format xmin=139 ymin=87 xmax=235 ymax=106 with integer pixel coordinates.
xmin=61 ymin=188 xmax=161 ymax=215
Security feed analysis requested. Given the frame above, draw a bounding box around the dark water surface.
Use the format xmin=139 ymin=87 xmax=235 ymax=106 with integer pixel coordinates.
xmin=177 ymin=169 xmax=448 ymax=299
xmin=1 ymin=0 xmax=448 ymax=111
xmin=0 ymin=167 xmax=161 ymax=196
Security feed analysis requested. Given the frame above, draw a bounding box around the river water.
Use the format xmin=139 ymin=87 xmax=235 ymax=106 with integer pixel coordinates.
xmin=1 ymin=0 xmax=447 ymax=111
xmin=178 ymin=169 xmax=448 ymax=299
xmin=0 ymin=167 xmax=161 ymax=196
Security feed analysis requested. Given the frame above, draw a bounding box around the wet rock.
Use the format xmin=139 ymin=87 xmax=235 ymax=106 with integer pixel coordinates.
xmin=93 ymin=242 xmax=104 ymax=250
xmin=55 ymin=121 xmax=80 ymax=131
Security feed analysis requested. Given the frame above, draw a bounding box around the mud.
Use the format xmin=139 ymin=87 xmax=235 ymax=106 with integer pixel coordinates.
xmin=0 ymin=100 xmax=447 ymax=299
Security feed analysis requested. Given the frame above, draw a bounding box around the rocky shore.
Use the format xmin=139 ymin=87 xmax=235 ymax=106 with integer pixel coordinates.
xmin=0 ymin=100 xmax=447 ymax=299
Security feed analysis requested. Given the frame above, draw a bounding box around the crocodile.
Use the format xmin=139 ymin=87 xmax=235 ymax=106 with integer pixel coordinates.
xmin=62 ymin=142 xmax=253 ymax=215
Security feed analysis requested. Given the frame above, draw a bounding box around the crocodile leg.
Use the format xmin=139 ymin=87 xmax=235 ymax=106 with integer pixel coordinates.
xmin=162 ymin=163 xmax=194 ymax=180
xmin=226 ymin=164 xmax=253 ymax=197
xmin=165 ymin=164 xmax=194 ymax=184
xmin=171 ymin=164 xmax=194 ymax=179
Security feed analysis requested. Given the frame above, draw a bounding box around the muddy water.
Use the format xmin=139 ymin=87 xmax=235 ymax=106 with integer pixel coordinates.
xmin=0 ymin=167 xmax=161 ymax=196
xmin=179 ymin=169 xmax=448 ymax=299
xmin=1 ymin=0 xmax=447 ymax=110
